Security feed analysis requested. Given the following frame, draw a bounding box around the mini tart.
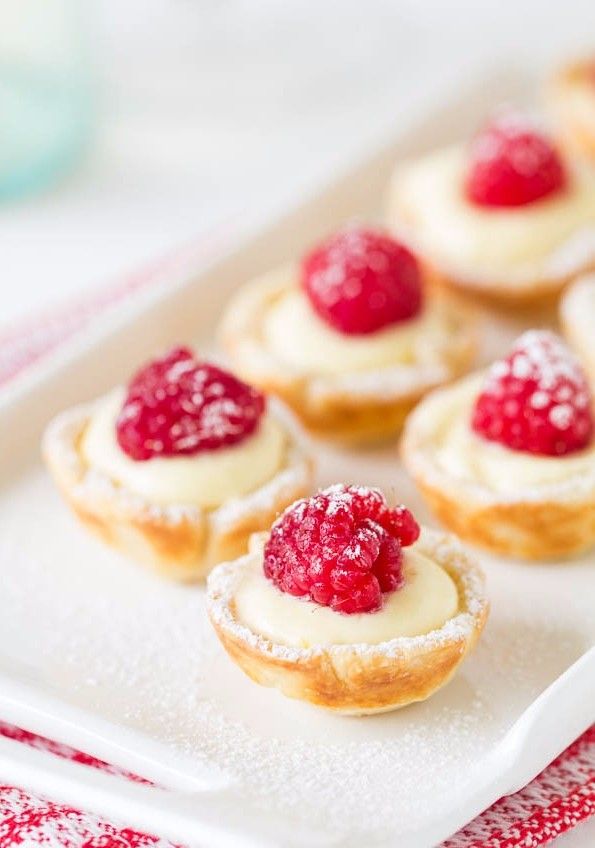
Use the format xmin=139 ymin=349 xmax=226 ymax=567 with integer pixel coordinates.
xmin=43 ymin=396 xmax=312 ymax=582
xmin=548 ymin=59 xmax=595 ymax=158
xmin=388 ymin=146 xmax=595 ymax=310
xmin=218 ymin=265 xmax=476 ymax=444
xmin=207 ymin=530 xmax=488 ymax=715
xmin=560 ymin=274 xmax=595 ymax=381
xmin=401 ymin=374 xmax=595 ymax=560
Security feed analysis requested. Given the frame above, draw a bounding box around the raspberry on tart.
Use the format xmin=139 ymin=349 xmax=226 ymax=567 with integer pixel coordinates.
xmin=42 ymin=348 xmax=312 ymax=581
xmin=219 ymin=226 xmax=476 ymax=443
xmin=263 ymin=484 xmax=420 ymax=614
xmin=401 ymin=332 xmax=595 ymax=560
xmin=465 ymin=117 xmax=567 ymax=208
xmin=207 ymin=485 xmax=488 ymax=714
xmin=301 ymin=228 xmax=422 ymax=334
xmin=117 ymin=346 xmax=265 ymax=460
xmin=472 ymin=331 xmax=593 ymax=457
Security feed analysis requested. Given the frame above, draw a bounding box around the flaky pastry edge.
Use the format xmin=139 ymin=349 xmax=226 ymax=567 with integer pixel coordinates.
xmin=207 ymin=528 xmax=488 ymax=714
xmin=42 ymin=397 xmax=313 ymax=581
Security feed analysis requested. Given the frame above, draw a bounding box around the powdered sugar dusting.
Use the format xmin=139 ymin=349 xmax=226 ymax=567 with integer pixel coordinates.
xmin=2 ymin=436 xmax=594 ymax=844
xmin=477 ymin=330 xmax=593 ymax=456
xmin=484 ymin=330 xmax=587 ymax=399
xmin=117 ymin=348 xmax=267 ymax=460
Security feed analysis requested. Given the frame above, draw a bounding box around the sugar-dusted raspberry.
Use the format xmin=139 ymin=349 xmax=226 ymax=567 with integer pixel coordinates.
xmin=116 ymin=346 xmax=265 ymax=460
xmin=301 ymin=227 xmax=422 ymax=335
xmin=465 ymin=116 xmax=567 ymax=208
xmin=263 ymin=484 xmax=420 ymax=614
xmin=471 ymin=331 xmax=593 ymax=456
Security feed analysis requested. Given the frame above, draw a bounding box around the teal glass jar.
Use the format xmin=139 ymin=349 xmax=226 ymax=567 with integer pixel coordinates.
xmin=0 ymin=0 xmax=92 ymax=200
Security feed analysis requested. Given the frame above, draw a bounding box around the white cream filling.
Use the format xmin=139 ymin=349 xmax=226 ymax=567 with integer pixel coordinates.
xmin=261 ymin=287 xmax=451 ymax=375
xmin=434 ymin=380 xmax=595 ymax=493
xmin=234 ymin=547 xmax=459 ymax=648
xmin=390 ymin=146 xmax=595 ymax=279
xmin=80 ymin=389 xmax=286 ymax=509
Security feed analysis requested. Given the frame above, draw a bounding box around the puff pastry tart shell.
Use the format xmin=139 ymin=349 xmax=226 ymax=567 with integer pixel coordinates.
xmin=401 ymin=375 xmax=595 ymax=560
xmin=560 ymin=274 xmax=595 ymax=381
xmin=219 ymin=266 xmax=476 ymax=444
xmin=207 ymin=530 xmax=488 ymax=715
xmin=548 ymin=59 xmax=595 ymax=159
xmin=43 ymin=399 xmax=312 ymax=582
xmin=388 ymin=148 xmax=595 ymax=311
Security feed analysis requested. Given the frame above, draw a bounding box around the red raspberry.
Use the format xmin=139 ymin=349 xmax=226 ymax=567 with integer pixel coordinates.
xmin=465 ymin=116 xmax=567 ymax=208
xmin=472 ymin=331 xmax=593 ymax=456
xmin=116 ymin=346 xmax=265 ymax=460
xmin=263 ymin=484 xmax=420 ymax=614
xmin=301 ymin=227 xmax=422 ymax=335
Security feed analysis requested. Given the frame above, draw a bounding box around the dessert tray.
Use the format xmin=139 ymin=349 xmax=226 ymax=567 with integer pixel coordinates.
xmin=0 ymin=69 xmax=594 ymax=848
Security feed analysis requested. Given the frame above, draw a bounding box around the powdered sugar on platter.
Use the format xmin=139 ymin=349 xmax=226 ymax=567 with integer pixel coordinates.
xmin=0 ymin=441 xmax=593 ymax=845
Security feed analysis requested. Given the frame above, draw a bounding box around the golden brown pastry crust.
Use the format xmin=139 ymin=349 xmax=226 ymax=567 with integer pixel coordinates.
xmin=207 ymin=530 xmax=488 ymax=714
xmin=401 ymin=376 xmax=595 ymax=561
xmin=218 ymin=266 xmax=476 ymax=444
xmin=560 ymin=274 xmax=595 ymax=381
xmin=421 ymin=258 xmax=577 ymax=315
xmin=42 ymin=400 xmax=313 ymax=582
xmin=548 ymin=59 xmax=595 ymax=159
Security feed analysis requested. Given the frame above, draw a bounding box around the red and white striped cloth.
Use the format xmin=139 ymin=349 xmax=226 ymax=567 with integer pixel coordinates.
xmin=0 ymin=258 xmax=593 ymax=848
xmin=0 ymin=721 xmax=593 ymax=848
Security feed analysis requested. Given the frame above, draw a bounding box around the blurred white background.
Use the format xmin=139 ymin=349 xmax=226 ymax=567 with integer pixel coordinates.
xmin=2 ymin=0 xmax=595 ymax=330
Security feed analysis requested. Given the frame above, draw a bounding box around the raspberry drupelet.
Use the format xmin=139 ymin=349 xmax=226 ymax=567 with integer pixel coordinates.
xmin=472 ymin=330 xmax=593 ymax=457
xmin=301 ymin=227 xmax=422 ymax=335
xmin=116 ymin=347 xmax=266 ymax=461
xmin=465 ymin=117 xmax=567 ymax=208
xmin=263 ymin=484 xmax=420 ymax=614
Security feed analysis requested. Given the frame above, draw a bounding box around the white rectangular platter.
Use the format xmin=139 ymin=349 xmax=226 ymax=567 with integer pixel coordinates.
xmin=0 ymin=70 xmax=594 ymax=848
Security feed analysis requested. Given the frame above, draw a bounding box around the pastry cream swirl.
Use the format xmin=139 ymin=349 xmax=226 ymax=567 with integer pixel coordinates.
xmin=234 ymin=548 xmax=458 ymax=648
xmin=81 ymin=389 xmax=286 ymax=509
xmin=262 ymin=287 xmax=450 ymax=375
